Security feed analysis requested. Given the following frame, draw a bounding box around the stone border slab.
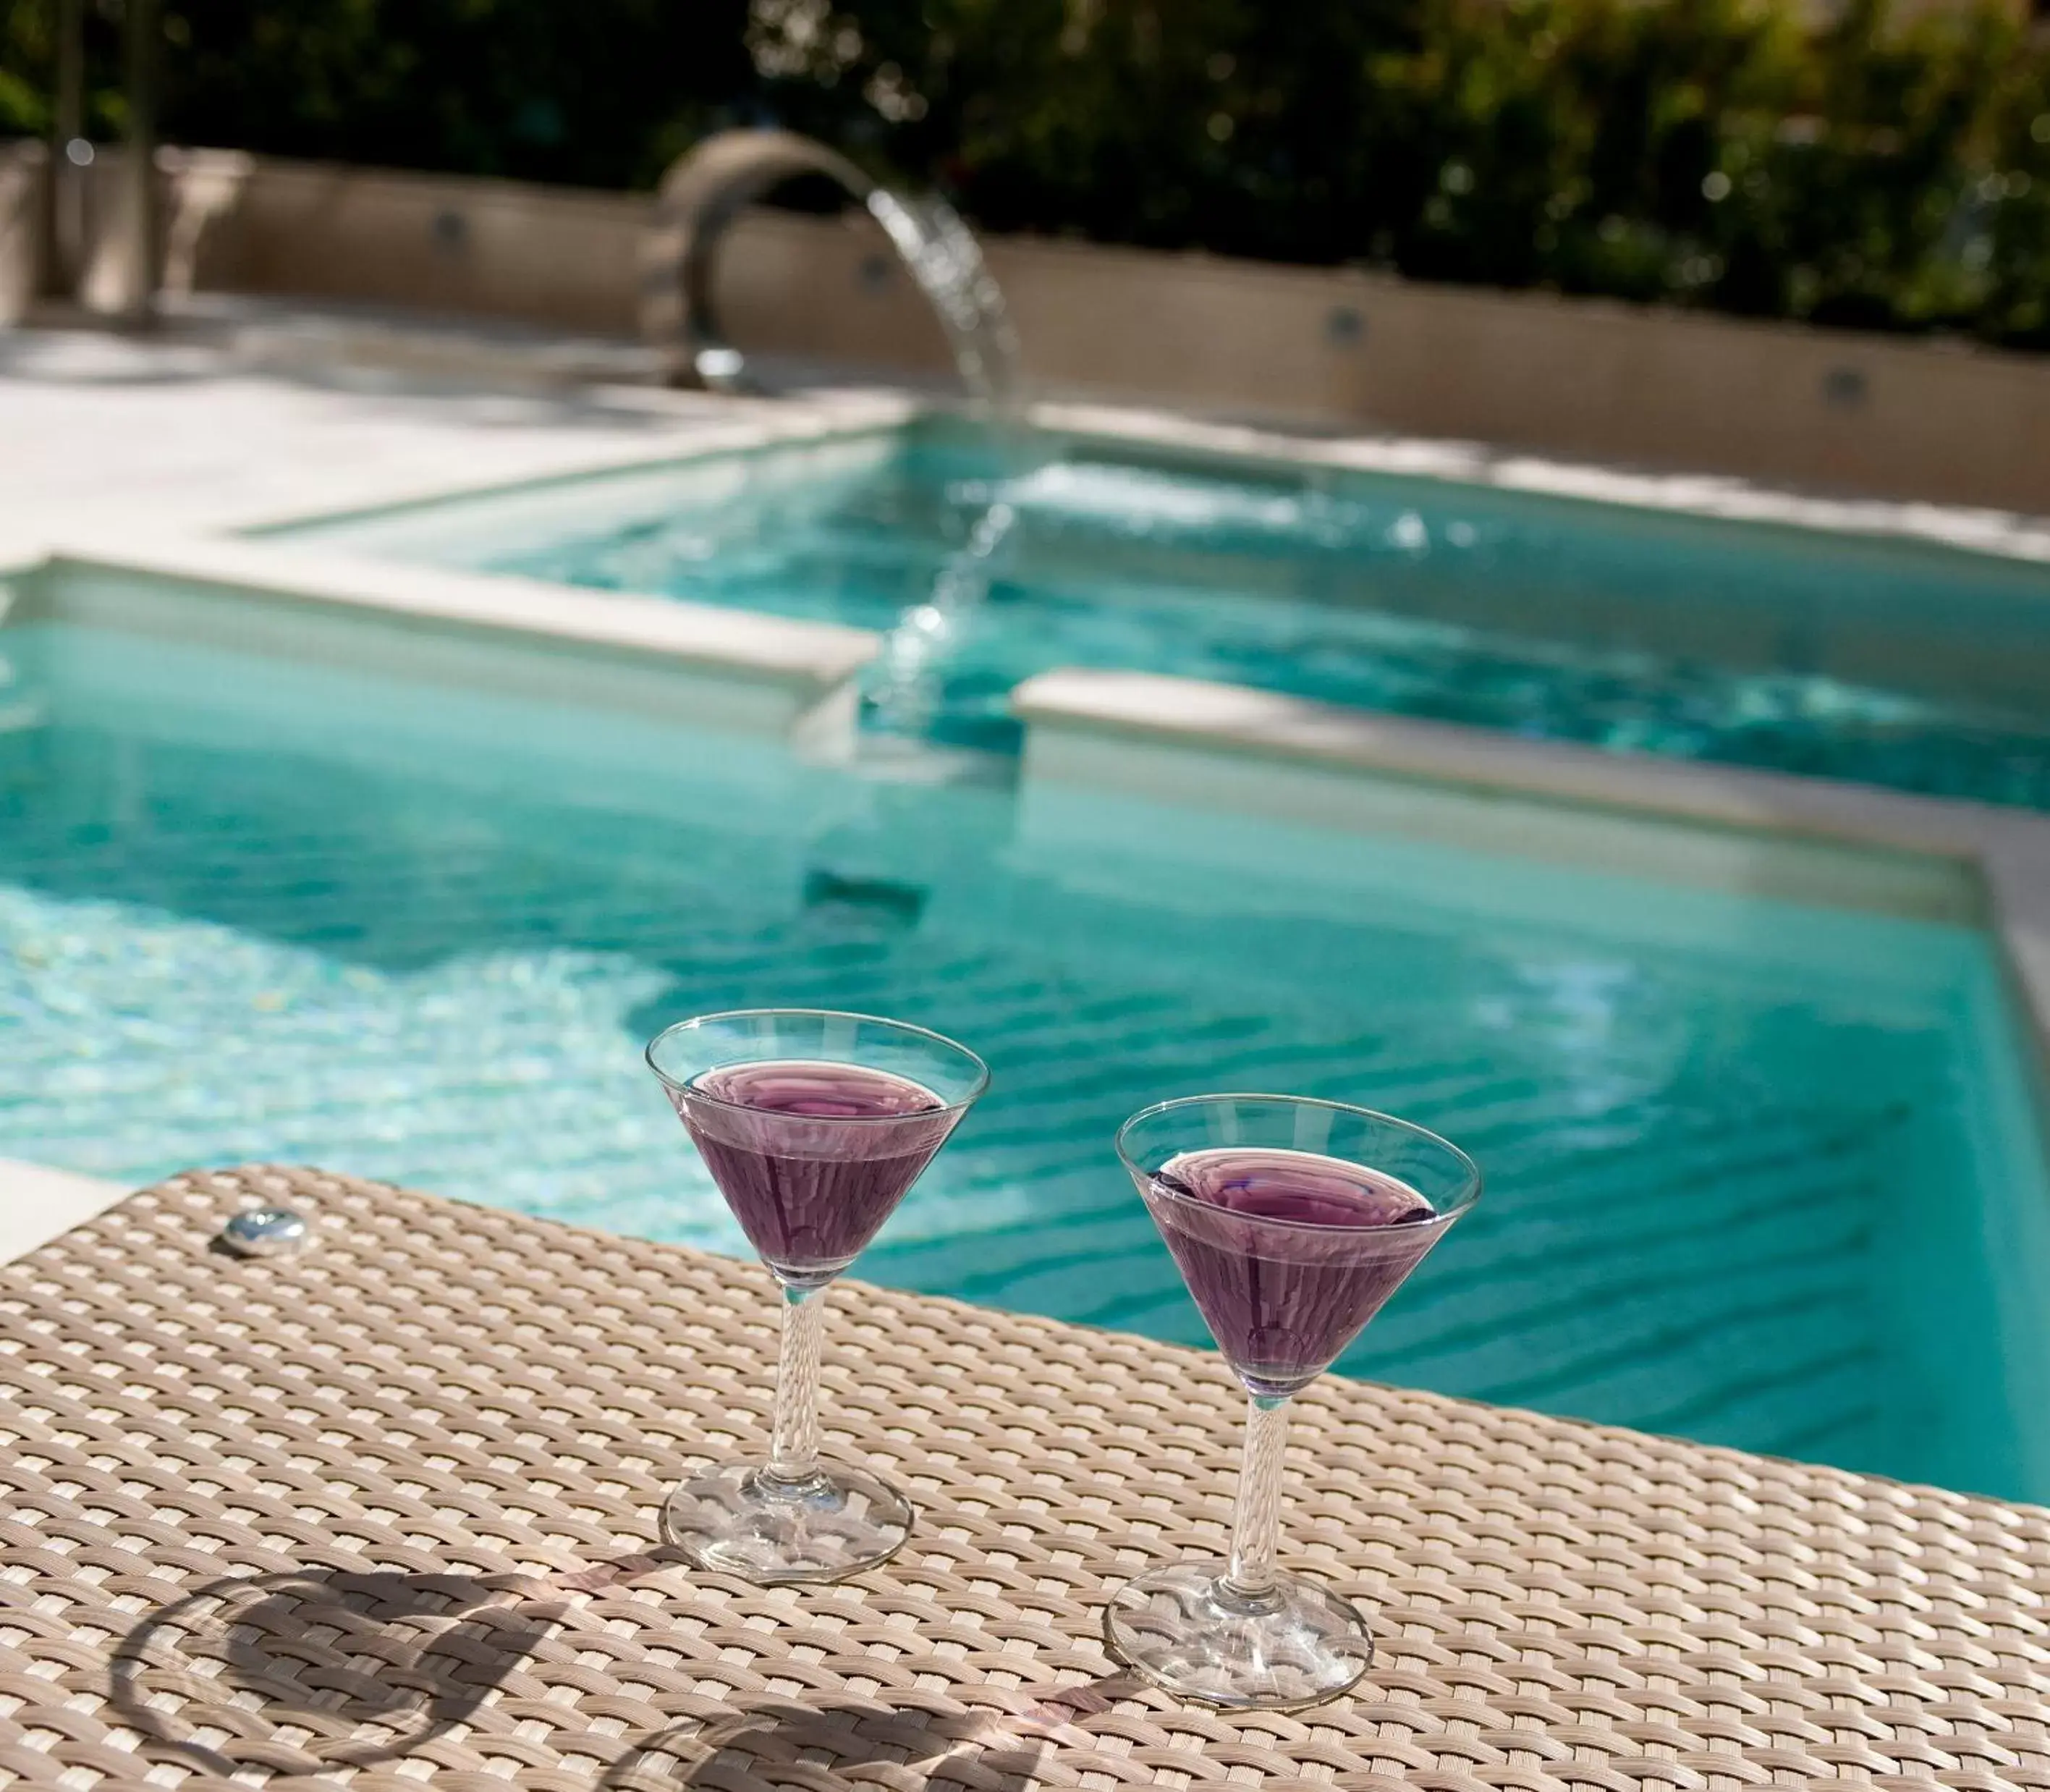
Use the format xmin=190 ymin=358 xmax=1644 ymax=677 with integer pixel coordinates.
xmin=1030 ymin=401 xmax=2050 ymax=565
xmin=9 ymin=534 xmax=880 ymax=746
xmin=0 ymin=1159 xmax=127 ymax=1264
xmin=1012 ymin=666 xmax=2050 ymax=1068
xmin=228 ymin=385 xmax=919 ymax=538
xmin=225 ymin=368 xmax=2050 ymax=573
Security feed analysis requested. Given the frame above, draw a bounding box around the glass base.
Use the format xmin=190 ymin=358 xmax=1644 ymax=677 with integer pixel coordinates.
xmin=660 ymin=1459 xmax=915 ymax=1584
xmin=1104 ymin=1560 xmax=1372 ymax=1710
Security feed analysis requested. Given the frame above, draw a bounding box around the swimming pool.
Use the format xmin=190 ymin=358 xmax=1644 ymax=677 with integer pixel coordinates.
xmin=4 ymin=618 xmax=2046 ymax=1503
xmin=289 ymin=417 xmax=2050 ymax=804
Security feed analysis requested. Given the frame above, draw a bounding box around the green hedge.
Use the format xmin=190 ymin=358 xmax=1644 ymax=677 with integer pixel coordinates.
xmin=765 ymin=0 xmax=2050 ymax=349
xmin=7 ymin=0 xmax=2050 ymax=349
xmin=0 ymin=1 xmax=751 ymax=190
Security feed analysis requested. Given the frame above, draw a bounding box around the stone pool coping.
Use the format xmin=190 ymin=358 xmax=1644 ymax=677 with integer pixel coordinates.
xmin=1012 ymin=666 xmax=2050 ymax=1072
xmin=14 ymin=534 xmax=878 ymax=745
xmin=0 ymin=1159 xmax=127 ymax=1263
xmin=224 ymin=386 xmax=923 ymax=539
xmin=1032 ymin=401 xmax=2050 ymax=563
xmin=206 ymin=385 xmax=2050 ymax=572
xmin=0 ymin=384 xmax=921 ymax=747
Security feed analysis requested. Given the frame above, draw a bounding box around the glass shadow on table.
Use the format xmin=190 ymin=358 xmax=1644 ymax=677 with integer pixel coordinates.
xmin=600 ymin=1678 xmax=1145 ymax=1792
xmin=110 ymin=1563 xmax=1144 ymax=1787
xmin=109 ymin=1568 xmax=572 ymax=1772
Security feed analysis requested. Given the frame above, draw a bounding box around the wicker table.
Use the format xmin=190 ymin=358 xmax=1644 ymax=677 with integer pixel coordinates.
xmin=1 ymin=1167 xmax=2046 ymax=1791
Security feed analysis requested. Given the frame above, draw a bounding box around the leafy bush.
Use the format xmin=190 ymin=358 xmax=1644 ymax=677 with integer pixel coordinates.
xmin=755 ymin=0 xmax=2050 ymax=349
xmin=0 ymin=0 xmax=753 ymax=187
xmin=5 ymin=0 xmax=2050 ymax=347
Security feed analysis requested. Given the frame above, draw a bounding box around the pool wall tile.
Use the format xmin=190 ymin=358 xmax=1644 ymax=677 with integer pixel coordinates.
xmin=1013 ymin=666 xmax=2050 ymax=1060
xmin=19 ymin=536 xmax=878 ymax=748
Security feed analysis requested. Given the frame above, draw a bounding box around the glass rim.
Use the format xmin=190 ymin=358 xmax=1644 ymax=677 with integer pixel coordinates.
xmin=644 ymin=1007 xmax=991 ymax=1121
xmin=1114 ymin=1091 xmax=1482 ymax=1233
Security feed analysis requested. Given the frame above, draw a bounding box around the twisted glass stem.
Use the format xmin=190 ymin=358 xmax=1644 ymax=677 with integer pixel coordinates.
xmin=1223 ymin=1393 xmax=1292 ymax=1602
xmin=765 ymin=1284 xmax=827 ymax=1487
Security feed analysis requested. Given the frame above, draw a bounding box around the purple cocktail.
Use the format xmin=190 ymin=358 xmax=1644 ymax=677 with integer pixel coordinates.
xmin=678 ymin=1060 xmax=954 ymax=1284
xmin=1148 ymin=1147 xmax=1441 ymax=1396
xmin=647 ymin=1011 xmax=988 ymax=1584
xmin=1107 ymin=1096 xmax=1479 ymax=1710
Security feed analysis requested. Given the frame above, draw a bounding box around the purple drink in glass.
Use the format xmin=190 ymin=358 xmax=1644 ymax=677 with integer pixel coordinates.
xmin=1109 ymin=1096 xmax=1479 ymax=1709
xmin=674 ymin=1060 xmax=958 ymax=1283
xmin=1146 ymin=1146 xmax=1444 ymax=1395
xmin=647 ymin=1010 xmax=988 ymax=1585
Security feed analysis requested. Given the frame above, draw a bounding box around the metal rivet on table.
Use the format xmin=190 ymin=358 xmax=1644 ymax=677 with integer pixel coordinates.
xmin=219 ymin=1206 xmax=310 ymax=1259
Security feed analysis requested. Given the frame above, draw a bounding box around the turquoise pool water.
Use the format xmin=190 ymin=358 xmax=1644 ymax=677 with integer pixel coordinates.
xmin=295 ymin=418 xmax=2050 ymax=805
xmin=4 ymin=621 xmax=2047 ymax=1502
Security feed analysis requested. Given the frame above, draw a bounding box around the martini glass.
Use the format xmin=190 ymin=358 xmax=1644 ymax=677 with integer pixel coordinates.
xmin=1105 ymin=1094 xmax=1480 ymax=1709
xmin=646 ymin=1009 xmax=988 ymax=1583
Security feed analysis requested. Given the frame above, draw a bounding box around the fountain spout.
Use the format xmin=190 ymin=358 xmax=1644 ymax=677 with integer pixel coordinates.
xmin=641 ymin=129 xmax=1020 ymax=410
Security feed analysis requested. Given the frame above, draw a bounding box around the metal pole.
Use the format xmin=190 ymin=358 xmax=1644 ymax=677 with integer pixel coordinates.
xmin=121 ymin=0 xmax=161 ymax=322
xmin=51 ymin=0 xmax=86 ymax=296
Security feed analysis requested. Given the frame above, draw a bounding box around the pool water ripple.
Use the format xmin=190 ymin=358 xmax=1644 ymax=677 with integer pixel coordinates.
xmin=364 ymin=418 xmax=2050 ymax=805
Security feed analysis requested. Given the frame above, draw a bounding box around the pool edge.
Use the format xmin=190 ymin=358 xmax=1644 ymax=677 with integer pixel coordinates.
xmin=1012 ymin=665 xmax=2050 ymax=1075
xmin=12 ymin=534 xmax=881 ymax=750
xmin=0 ymin=1159 xmax=130 ymax=1264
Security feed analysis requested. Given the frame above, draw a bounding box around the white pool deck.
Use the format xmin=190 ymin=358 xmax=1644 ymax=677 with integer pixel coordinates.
xmin=3 ymin=318 xmax=2049 ymax=1261
xmin=0 ymin=327 xmax=901 ymax=562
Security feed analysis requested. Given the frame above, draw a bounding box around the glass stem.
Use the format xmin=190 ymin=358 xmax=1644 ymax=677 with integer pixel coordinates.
xmin=765 ymin=1282 xmax=828 ymax=1487
xmin=1222 ymin=1392 xmax=1292 ymax=1604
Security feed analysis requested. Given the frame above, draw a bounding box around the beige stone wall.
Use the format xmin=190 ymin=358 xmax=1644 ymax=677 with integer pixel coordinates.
xmin=29 ymin=146 xmax=2050 ymax=514
xmin=713 ymin=208 xmax=2050 ymax=515
xmin=149 ymin=151 xmax=646 ymax=331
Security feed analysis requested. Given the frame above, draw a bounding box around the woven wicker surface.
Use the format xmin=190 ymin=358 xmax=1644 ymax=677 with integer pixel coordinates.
xmin=1 ymin=1166 xmax=2047 ymax=1791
